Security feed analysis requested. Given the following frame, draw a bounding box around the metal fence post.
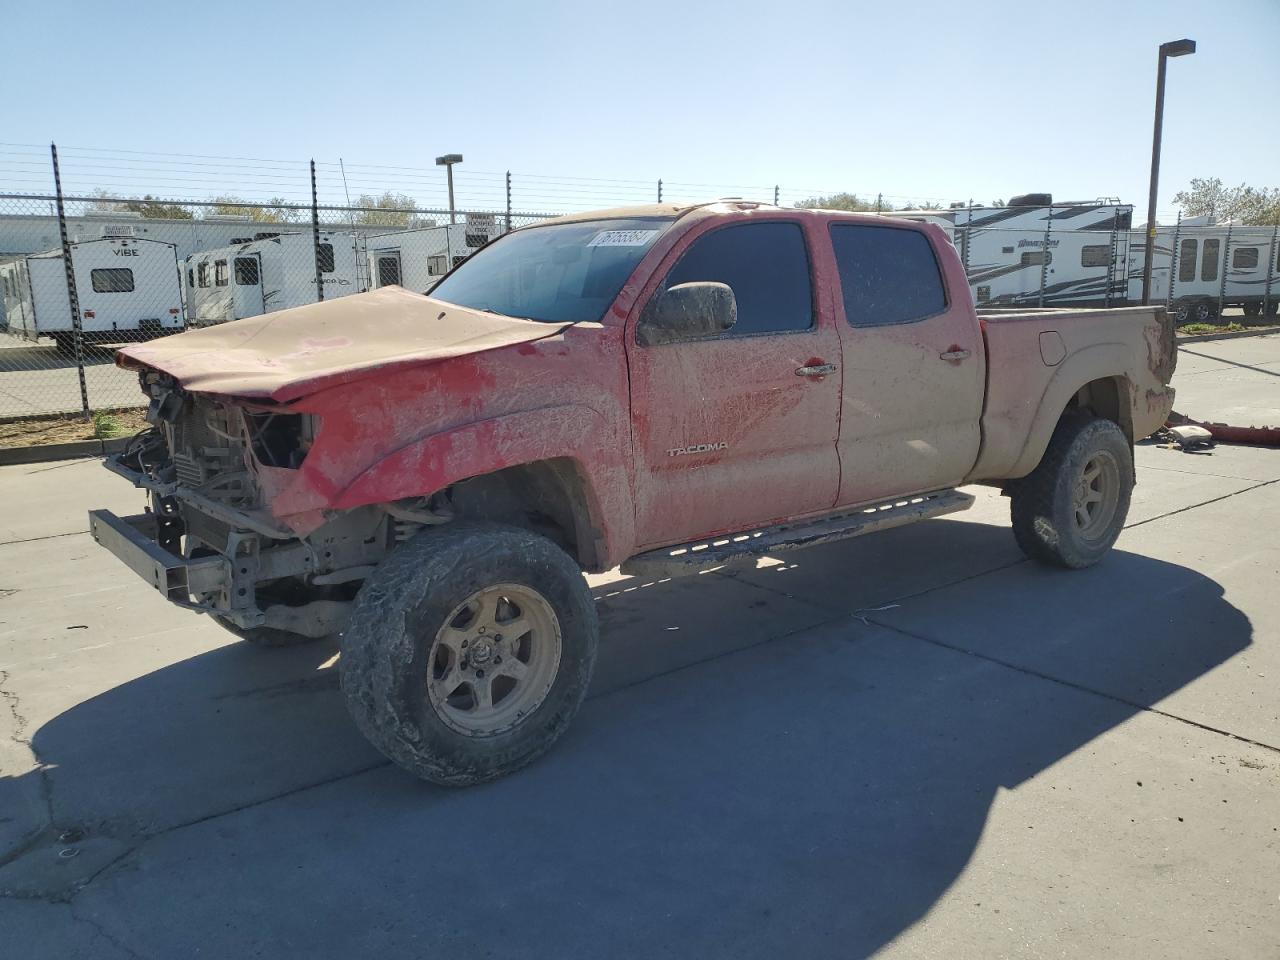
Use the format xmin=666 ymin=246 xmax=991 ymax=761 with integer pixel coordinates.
xmin=1216 ymin=222 xmax=1232 ymax=320
xmin=1263 ymin=224 xmax=1278 ymax=320
xmin=657 ymin=179 xmax=663 ymax=203
xmin=505 ymin=171 xmax=512 ymax=234
xmin=1038 ymin=204 xmax=1053 ymax=307
xmin=773 ymin=185 xmax=779 ymax=206
xmin=310 ymin=159 xmax=324 ymax=303
xmin=50 ymin=143 xmax=91 ymax=419
xmin=961 ymin=200 xmax=973 ymax=295
xmin=1167 ymin=210 xmax=1182 ymax=310
xmin=875 ymin=193 xmax=882 ymax=214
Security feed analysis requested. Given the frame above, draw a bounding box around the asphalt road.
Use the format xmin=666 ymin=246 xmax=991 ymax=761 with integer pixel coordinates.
xmin=0 ymin=335 xmax=1277 ymax=958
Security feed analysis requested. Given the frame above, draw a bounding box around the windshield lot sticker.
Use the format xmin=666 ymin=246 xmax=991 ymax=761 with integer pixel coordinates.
xmin=587 ymin=229 xmax=661 ymax=247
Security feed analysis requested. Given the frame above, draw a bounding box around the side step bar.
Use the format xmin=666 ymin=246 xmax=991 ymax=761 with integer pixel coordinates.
xmin=620 ymin=489 xmax=975 ymax=578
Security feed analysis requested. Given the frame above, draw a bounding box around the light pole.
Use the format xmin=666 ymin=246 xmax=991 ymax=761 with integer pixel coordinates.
xmin=436 ymin=153 xmax=463 ymax=224
xmin=1142 ymin=39 xmax=1196 ymax=305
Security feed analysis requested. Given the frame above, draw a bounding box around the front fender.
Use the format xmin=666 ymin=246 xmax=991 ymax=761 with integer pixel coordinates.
xmin=330 ymin=405 xmax=634 ymax=562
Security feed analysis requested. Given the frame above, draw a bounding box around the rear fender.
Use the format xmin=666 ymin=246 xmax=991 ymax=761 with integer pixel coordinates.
xmin=999 ymin=343 xmax=1133 ymax=480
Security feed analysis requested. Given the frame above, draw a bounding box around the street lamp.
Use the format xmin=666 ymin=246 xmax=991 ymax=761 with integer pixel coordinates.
xmin=1142 ymin=38 xmax=1196 ymax=305
xmin=436 ymin=153 xmax=463 ymax=224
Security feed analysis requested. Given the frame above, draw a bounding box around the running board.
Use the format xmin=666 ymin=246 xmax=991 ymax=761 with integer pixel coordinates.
xmin=620 ymin=489 xmax=975 ymax=578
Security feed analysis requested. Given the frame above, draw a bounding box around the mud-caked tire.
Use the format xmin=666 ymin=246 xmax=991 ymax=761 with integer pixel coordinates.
xmin=1010 ymin=415 xmax=1133 ymax=569
xmin=340 ymin=522 xmax=598 ymax=786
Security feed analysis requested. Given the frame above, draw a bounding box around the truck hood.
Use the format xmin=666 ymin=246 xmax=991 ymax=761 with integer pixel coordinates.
xmin=116 ymin=286 xmax=573 ymax=403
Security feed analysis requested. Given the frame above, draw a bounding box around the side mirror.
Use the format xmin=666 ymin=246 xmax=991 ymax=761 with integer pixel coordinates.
xmin=636 ymin=281 xmax=737 ymax=346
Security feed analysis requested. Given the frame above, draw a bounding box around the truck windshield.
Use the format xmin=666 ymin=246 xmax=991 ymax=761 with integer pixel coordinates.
xmin=429 ymin=217 xmax=674 ymax=323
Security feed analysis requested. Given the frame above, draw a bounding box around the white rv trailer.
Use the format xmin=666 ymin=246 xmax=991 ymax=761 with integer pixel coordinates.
xmin=184 ymin=231 xmax=363 ymax=326
xmin=1127 ymin=219 xmax=1280 ymax=322
xmin=894 ymin=195 xmax=1134 ymax=309
xmin=365 ymin=219 xmax=500 ymax=295
xmin=0 ymin=237 xmax=184 ymax=351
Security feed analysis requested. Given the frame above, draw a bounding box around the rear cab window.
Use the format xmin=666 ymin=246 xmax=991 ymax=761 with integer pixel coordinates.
xmin=829 ymin=223 xmax=947 ymax=327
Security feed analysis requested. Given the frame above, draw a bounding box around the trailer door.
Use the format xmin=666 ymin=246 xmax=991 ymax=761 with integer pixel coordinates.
xmin=233 ymin=254 xmax=265 ymax=318
xmin=373 ymin=249 xmax=402 ymax=288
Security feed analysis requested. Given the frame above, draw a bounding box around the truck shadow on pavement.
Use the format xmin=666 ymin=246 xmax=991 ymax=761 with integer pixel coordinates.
xmin=12 ymin=518 xmax=1253 ymax=957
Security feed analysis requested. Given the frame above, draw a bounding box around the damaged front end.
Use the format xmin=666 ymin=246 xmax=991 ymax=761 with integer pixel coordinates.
xmin=89 ymin=372 xmax=447 ymax=639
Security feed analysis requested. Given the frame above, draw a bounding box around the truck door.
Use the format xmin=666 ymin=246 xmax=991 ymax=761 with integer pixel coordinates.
xmin=627 ymin=219 xmax=842 ymax=548
xmin=233 ymin=254 xmax=264 ymax=318
xmin=828 ymin=222 xmax=985 ymax=505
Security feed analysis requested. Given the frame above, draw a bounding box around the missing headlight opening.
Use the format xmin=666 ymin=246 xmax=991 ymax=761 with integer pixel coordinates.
xmin=246 ymin=412 xmax=315 ymax=469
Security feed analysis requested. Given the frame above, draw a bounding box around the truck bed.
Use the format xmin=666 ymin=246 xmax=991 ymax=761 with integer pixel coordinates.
xmin=967 ymin=305 xmax=1177 ymax=482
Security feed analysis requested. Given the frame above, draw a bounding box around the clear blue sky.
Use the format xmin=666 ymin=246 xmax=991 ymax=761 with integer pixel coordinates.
xmin=2 ymin=0 xmax=1277 ymax=219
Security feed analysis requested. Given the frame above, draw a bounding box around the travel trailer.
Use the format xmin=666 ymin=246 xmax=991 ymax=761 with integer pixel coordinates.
xmin=365 ymin=218 xmax=502 ymax=294
xmin=184 ymin=231 xmax=363 ymax=326
xmin=894 ymin=195 xmax=1134 ymax=309
xmin=0 ymin=237 xmax=184 ymax=352
xmin=1128 ymin=219 xmax=1279 ymax=322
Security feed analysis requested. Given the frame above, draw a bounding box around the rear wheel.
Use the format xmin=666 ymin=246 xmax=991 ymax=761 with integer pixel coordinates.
xmin=1194 ymin=301 xmax=1216 ymax=323
xmin=341 ymin=522 xmax=598 ymax=786
xmin=1242 ymin=302 xmax=1261 ymax=318
xmin=1010 ymin=415 xmax=1133 ymax=569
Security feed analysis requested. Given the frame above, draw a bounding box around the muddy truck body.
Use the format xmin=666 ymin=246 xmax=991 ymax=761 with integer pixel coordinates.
xmin=89 ymin=201 xmax=1177 ymax=785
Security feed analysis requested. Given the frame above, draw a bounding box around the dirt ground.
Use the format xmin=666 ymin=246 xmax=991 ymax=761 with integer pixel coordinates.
xmin=0 ymin=408 xmax=148 ymax=448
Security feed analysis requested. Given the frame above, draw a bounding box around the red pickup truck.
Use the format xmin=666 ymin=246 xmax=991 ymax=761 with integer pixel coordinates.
xmin=90 ymin=201 xmax=1176 ymax=784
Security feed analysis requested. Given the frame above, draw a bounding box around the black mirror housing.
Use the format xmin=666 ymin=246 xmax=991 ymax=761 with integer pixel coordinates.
xmin=636 ymin=281 xmax=737 ymax=346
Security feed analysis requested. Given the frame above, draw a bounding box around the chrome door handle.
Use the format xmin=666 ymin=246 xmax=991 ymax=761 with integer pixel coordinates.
xmin=939 ymin=349 xmax=971 ymax=361
xmin=796 ymin=363 xmax=837 ymax=377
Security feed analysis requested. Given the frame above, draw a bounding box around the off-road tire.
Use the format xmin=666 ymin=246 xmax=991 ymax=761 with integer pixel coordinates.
xmin=210 ymin=616 xmax=322 ymax=648
xmin=1010 ymin=415 xmax=1132 ymax=569
xmin=340 ymin=522 xmax=598 ymax=786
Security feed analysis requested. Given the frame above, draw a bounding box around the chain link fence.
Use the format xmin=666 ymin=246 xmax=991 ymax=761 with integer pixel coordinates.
xmin=2 ymin=144 xmax=1278 ymax=443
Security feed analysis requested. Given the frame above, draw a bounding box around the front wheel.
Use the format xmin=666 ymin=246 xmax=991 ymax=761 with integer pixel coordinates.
xmin=1010 ymin=415 xmax=1133 ymax=569
xmin=340 ymin=522 xmax=598 ymax=786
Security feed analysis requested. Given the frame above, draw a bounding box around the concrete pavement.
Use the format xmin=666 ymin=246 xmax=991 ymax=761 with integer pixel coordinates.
xmin=0 ymin=336 xmax=1278 ymax=958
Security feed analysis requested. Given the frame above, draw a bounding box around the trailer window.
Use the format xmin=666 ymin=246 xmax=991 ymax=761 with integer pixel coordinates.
xmin=197 ymin=262 xmax=209 ymax=288
xmin=187 ymin=268 xmax=194 ymax=288
xmin=830 ymin=223 xmax=946 ymax=327
xmin=1178 ymin=239 xmax=1197 ymax=282
xmin=316 ymin=243 xmax=335 ymax=273
xmin=1233 ymin=247 xmax=1259 ymax=270
xmin=1201 ymin=239 xmax=1219 ymax=282
xmin=376 ymin=255 xmax=401 ymax=287
xmin=428 ymin=255 xmax=447 ymax=277
xmin=215 ymin=260 xmax=229 ymax=286
xmin=1020 ymin=250 xmax=1051 ymax=266
xmin=1081 ymin=245 xmax=1111 ymax=268
xmin=234 ymin=257 xmax=260 ymax=285
xmin=90 ymin=268 xmax=134 ymax=293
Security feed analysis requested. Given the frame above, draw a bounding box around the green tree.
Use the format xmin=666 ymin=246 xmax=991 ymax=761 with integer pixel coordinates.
xmin=209 ymin=195 xmax=300 ymax=223
xmin=1173 ymin=178 xmax=1280 ymax=225
xmin=84 ymin=189 xmax=192 ymax=219
xmin=354 ymin=191 xmax=418 ymax=226
xmin=794 ymin=192 xmax=894 ymax=213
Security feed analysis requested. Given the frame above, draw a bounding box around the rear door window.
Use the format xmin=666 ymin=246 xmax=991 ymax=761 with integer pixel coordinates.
xmin=215 ymin=260 xmax=229 ymax=287
xmin=661 ymin=221 xmax=813 ymax=336
xmin=830 ymin=224 xmax=947 ymax=327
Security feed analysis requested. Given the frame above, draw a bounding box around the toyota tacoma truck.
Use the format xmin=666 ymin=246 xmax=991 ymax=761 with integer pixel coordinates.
xmin=89 ymin=201 xmax=1177 ymax=785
